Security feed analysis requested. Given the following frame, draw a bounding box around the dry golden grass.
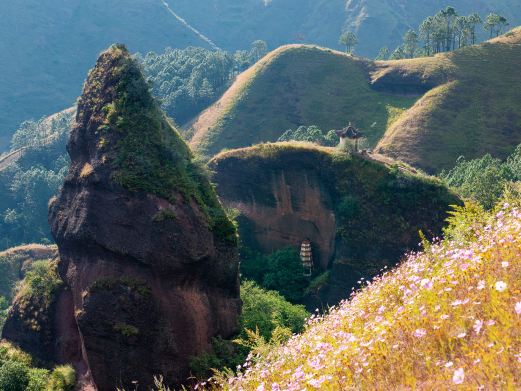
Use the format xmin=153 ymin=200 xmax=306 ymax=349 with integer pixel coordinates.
xmin=210 ymin=204 xmax=521 ymax=390
xmin=189 ymin=45 xmax=417 ymax=158
xmin=376 ymin=27 xmax=521 ymax=173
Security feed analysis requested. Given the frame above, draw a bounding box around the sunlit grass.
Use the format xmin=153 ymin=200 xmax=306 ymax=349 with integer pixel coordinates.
xmin=210 ymin=204 xmax=521 ymax=390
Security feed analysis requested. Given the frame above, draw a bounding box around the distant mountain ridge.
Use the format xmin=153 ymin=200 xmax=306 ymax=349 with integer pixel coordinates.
xmin=1 ymin=0 xmax=521 ymax=149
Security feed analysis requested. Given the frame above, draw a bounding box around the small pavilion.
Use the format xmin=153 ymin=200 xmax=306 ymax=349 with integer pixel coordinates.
xmin=335 ymin=122 xmax=364 ymax=151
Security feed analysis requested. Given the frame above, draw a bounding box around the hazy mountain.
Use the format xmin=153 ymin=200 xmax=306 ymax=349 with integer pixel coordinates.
xmin=1 ymin=0 xmax=520 ymax=149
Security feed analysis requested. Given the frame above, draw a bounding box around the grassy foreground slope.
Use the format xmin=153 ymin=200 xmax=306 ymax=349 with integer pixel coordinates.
xmin=216 ymin=204 xmax=521 ymax=390
xmin=376 ymin=27 xmax=521 ymax=173
xmin=189 ymin=45 xmax=417 ymax=157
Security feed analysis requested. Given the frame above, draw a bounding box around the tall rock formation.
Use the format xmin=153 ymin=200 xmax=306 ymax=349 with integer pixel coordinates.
xmin=210 ymin=143 xmax=460 ymax=308
xmin=4 ymin=45 xmax=241 ymax=390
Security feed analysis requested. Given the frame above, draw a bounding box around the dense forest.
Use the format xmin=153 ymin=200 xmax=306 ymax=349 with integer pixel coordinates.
xmin=141 ymin=42 xmax=267 ymax=125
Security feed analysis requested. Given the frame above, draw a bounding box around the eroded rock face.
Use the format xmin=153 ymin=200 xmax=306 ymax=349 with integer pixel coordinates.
xmin=212 ymin=150 xmax=336 ymax=270
xmin=210 ymin=144 xmax=460 ymax=308
xmin=10 ymin=45 xmax=240 ymax=390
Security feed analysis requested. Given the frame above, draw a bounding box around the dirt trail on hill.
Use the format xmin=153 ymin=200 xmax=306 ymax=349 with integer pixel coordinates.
xmin=160 ymin=0 xmax=220 ymax=50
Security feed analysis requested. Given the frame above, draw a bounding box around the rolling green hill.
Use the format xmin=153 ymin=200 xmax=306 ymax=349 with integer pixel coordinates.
xmin=189 ymin=45 xmax=418 ymax=157
xmin=191 ymin=28 xmax=521 ymax=172
xmin=376 ymin=27 xmax=521 ymax=172
xmin=3 ymin=0 xmax=521 ymax=151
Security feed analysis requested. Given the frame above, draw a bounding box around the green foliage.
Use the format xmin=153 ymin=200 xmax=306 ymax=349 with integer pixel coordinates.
xmin=278 ymin=125 xmax=338 ymax=147
xmin=18 ymin=260 xmax=62 ymax=303
xmin=141 ymin=43 xmax=267 ymax=126
xmin=90 ymin=277 xmax=150 ymax=297
xmin=396 ymin=7 xmax=508 ymax=59
xmin=375 ymin=47 xmax=390 ymax=60
xmin=0 ymin=296 xmax=9 ymax=330
xmin=189 ymin=281 xmax=309 ymax=379
xmin=0 ymin=341 xmax=75 ymax=390
xmin=339 ymin=31 xmax=358 ymax=53
xmin=441 ymin=145 xmax=521 ymax=209
xmin=239 ymin=281 xmax=308 ymax=340
xmin=152 ymin=209 xmax=177 ymax=223
xmin=484 ymin=13 xmax=509 ymax=38
xmin=241 ymin=247 xmax=310 ymax=303
xmin=45 ymin=366 xmax=75 ymax=391
xmin=189 ymin=337 xmax=239 ymax=380
xmin=113 ymin=322 xmax=139 ymax=338
xmin=0 ymin=361 xmax=30 ymax=391
xmin=0 ymin=342 xmax=33 ymax=367
xmin=443 ymin=202 xmax=490 ymax=244
xmin=0 ymin=110 xmax=72 ymax=250
xmin=26 ymin=368 xmax=50 ymax=391
xmin=304 ymin=271 xmax=331 ymax=296
xmin=262 ymin=248 xmax=310 ymax=303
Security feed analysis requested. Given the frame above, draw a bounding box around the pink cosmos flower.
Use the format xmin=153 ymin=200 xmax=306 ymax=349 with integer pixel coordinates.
xmin=453 ymin=368 xmax=465 ymax=384
xmin=502 ymin=261 xmax=509 ymax=268
xmin=477 ymin=280 xmax=486 ymax=290
xmin=414 ymin=328 xmax=427 ymax=338
xmin=495 ymin=281 xmax=507 ymax=292
xmin=420 ymin=278 xmax=433 ymax=289
xmin=515 ymin=302 xmax=521 ymax=315
xmin=473 ymin=319 xmax=483 ymax=334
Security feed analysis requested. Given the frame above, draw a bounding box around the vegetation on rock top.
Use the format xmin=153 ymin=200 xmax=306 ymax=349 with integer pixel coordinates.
xmin=83 ymin=44 xmax=236 ymax=242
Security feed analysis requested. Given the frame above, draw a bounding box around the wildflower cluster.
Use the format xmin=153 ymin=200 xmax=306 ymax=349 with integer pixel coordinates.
xmin=214 ymin=206 xmax=521 ymax=389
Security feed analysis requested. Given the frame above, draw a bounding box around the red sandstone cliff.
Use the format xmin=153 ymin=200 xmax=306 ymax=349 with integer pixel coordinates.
xmin=4 ymin=45 xmax=240 ymax=390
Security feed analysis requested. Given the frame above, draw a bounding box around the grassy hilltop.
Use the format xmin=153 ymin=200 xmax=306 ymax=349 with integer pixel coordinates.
xmin=190 ymin=28 xmax=521 ymax=173
xmin=189 ymin=45 xmax=417 ymax=157
xmin=376 ymin=26 xmax=521 ymax=172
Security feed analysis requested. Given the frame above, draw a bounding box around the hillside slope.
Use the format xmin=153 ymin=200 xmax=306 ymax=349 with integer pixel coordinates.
xmin=210 ymin=142 xmax=459 ymax=307
xmin=191 ymin=29 xmax=521 ymax=172
xmin=3 ymin=1 xmax=521 ymax=150
xmin=376 ymin=27 xmax=521 ymax=172
xmin=0 ymin=0 xmax=209 ymax=148
xmin=189 ymin=45 xmax=417 ymax=157
xmin=218 ymin=205 xmax=521 ymax=389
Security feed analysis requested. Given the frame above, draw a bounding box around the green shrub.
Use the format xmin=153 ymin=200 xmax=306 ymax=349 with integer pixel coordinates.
xmin=278 ymin=125 xmax=338 ymax=147
xmin=46 ymin=365 xmax=75 ymax=391
xmin=0 ymin=341 xmax=33 ymax=367
xmin=113 ymin=322 xmax=139 ymax=338
xmin=18 ymin=260 xmax=62 ymax=303
xmin=240 ymin=281 xmax=309 ymax=341
xmin=27 ymin=368 xmax=50 ymax=391
xmin=441 ymin=145 xmax=521 ymax=209
xmin=0 ymin=360 xmax=30 ymax=391
xmin=261 ymin=248 xmax=309 ymax=303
